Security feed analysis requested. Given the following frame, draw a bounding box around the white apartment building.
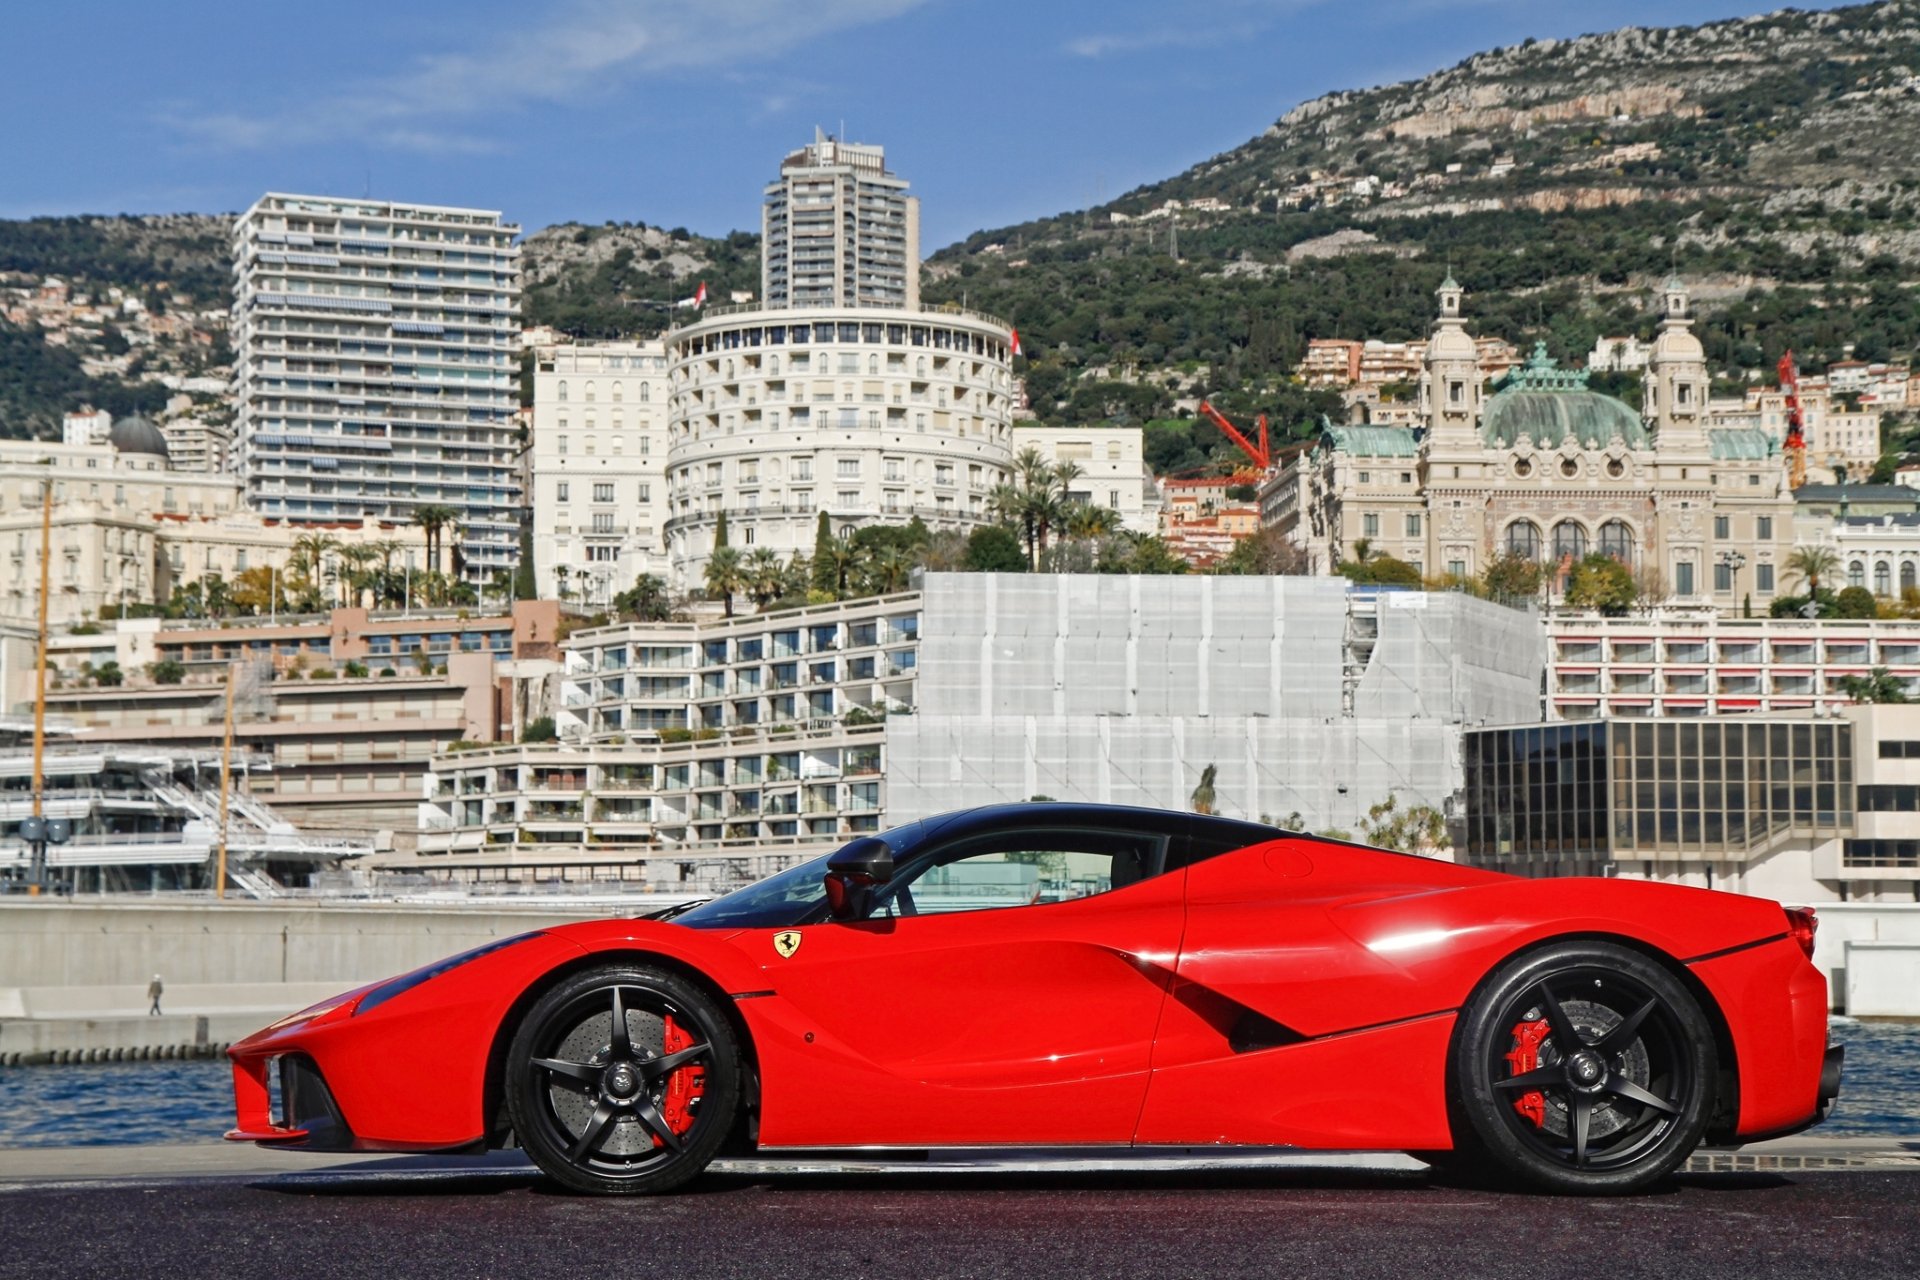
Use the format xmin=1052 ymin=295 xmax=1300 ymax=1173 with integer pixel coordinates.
xmin=763 ymin=130 xmax=919 ymax=310
xmin=529 ymin=339 xmax=671 ymax=604
xmin=230 ymin=194 xmax=523 ymax=583
xmin=416 ymin=593 xmax=921 ymax=881
xmin=1009 ymin=425 xmax=1162 ymax=535
xmin=1547 ymin=615 xmax=1920 ymax=720
xmin=662 ymin=305 xmax=1017 ymax=585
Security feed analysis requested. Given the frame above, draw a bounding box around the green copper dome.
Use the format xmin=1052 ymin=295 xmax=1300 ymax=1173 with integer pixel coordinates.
xmin=1481 ymin=342 xmax=1649 ymax=450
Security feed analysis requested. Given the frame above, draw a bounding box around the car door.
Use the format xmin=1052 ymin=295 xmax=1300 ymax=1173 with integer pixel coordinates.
xmin=747 ymin=823 xmax=1183 ymax=1148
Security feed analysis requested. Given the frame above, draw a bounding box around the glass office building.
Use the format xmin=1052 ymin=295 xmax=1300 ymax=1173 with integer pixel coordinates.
xmin=1462 ymin=719 xmax=1854 ymax=876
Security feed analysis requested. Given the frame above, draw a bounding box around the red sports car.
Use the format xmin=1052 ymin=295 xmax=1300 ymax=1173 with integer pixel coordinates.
xmin=228 ymin=803 xmax=1841 ymax=1195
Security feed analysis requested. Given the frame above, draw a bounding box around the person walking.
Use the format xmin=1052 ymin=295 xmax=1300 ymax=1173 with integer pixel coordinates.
xmin=147 ymin=974 xmax=163 ymax=1017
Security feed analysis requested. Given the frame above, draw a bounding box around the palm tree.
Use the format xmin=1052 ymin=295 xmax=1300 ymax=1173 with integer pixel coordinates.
xmin=1066 ymin=503 xmax=1121 ymax=540
xmin=334 ymin=544 xmax=380 ymax=608
xmin=867 ymin=544 xmax=918 ymax=594
xmin=410 ymin=504 xmax=459 ymax=574
xmin=814 ymin=534 xmax=861 ymax=600
xmin=287 ymin=532 xmax=339 ymax=612
xmin=1190 ymin=763 xmax=1219 ymax=816
xmin=704 ymin=546 xmax=746 ymax=618
xmin=987 ymin=481 xmax=1035 ymax=566
xmin=742 ymin=548 xmax=786 ymax=609
xmin=1786 ymin=545 xmax=1842 ymax=599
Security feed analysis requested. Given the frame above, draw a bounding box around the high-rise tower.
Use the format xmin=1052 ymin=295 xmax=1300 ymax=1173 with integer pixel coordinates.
xmin=231 ymin=194 xmax=522 ymax=584
xmin=761 ymin=129 xmax=919 ymax=310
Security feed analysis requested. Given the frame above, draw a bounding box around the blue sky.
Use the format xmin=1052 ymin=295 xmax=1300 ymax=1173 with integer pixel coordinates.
xmin=1 ymin=1 xmax=1840 ymax=249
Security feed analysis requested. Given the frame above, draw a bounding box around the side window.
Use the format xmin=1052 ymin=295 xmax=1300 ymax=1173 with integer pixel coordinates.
xmin=1164 ymin=819 xmax=1282 ymax=872
xmin=883 ymin=829 xmax=1163 ymax=917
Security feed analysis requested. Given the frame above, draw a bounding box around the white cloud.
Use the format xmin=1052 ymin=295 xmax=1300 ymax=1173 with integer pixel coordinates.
xmin=167 ymin=0 xmax=930 ymax=152
xmin=1065 ymin=0 xmax=1332 ymax=59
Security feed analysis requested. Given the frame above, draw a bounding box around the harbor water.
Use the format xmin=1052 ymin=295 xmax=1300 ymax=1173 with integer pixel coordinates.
xmin=1 ymin=1019 xmax=1916 ymax=1150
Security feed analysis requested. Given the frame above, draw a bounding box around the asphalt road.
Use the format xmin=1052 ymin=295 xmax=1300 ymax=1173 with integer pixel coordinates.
xmin=3 ymin=1160 xmax=1918 ymax=1280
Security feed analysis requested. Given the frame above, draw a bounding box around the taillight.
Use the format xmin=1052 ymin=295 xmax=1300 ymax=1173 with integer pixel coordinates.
xmin=1785 ymin=906 xmax=1818 ymax=960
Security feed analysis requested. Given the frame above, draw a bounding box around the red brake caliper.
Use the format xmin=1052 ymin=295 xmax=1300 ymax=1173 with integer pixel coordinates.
xmin=1506 ymin=1019 xmax=1550 ymax=1128
xmin=657 ymin=1015 xmax=706 ymax=1144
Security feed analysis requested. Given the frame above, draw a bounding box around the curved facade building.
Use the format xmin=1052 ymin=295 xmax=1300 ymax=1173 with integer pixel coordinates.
xmin=663 ymin=304 xmax=1017 ymax=585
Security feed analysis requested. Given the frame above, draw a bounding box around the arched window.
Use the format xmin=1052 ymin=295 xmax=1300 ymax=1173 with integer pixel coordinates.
xmin=585 ymin=381 xmax=596 ymax=403
xmin=557 ymin=380 xmax=568 ymax=402
xmin=1850 ymin=560 xmax=1867 ymax=590
xmin=1904 ymin=561 xmax=1917 ymax=594
xmin=1505 ymin=520 xmax=1543 ymax=561
xmin=639 ymin=383 xmax=651 ymax=403
xmin=1875 ymin=561 xmax=1893 ymax=597
xmin=612 ymin=382 xmax=623 ymax=402
xmin=1598 ymin=519 xmax=1634 ymax=563
xmin=1552 ymin=520 xmax=1588 ymax=562
xmin=868 ymin=354 xmax=879 ymax=375
xmin=916 ymin=356 xmax=928 ymax=377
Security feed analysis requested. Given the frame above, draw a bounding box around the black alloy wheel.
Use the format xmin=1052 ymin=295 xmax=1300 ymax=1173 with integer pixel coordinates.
xmin=505 ymin=963 xmax=740 ymax=1195
xmin=1448 ymin=941 xmax=1716 ymax=1194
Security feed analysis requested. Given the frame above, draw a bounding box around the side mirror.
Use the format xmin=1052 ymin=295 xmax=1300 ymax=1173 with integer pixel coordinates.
xmin=824 ymin=836 xmax=894 ymax=920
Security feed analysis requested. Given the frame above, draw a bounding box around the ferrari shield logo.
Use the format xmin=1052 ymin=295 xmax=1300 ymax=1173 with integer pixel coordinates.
xmin=772 ymin=930 xmax=803 ymax=959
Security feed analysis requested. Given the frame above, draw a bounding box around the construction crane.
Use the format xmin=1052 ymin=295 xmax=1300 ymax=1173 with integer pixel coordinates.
xmin=1197 ymin=401 xmax=1272 ymax=481
xmin=1778 ymin=351 xmax=1808 ymax=490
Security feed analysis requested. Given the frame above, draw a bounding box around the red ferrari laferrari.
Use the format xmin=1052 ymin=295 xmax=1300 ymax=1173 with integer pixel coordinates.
xmin=228 ymin=803 xmax=1841 ymax=1195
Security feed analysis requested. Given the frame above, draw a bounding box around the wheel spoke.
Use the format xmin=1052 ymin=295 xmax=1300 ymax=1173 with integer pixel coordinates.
xmin=1569 ymin=1093 xmax=1593 ymax=1167
xmin=533 ymin=1056 xmax=599 ymax=1087
xmin=568 ymin=1098 xmax=621 ymax=1162
xmin=632 ymin=1098 xmax=685 ymax=1153
xmin=608 ymin=986 xmax=632 ymax=1059
xmin=1493 ymin=1064 xmax=1564 ymax=1092
xmin=1605 ymin=1074 xmax=1681 ymax=1116
xmin=1533 ymin=981 xmax=1586 ymax=1051
xmin=1594 ymin=997 xmax=1657 ymax=1058
xmin=639 ymin=1042 xmax=709 ymax=1084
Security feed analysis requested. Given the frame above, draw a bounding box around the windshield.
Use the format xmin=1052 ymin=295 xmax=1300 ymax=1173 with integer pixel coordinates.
xmin=675 ymin=818 xmax=931 ymax=930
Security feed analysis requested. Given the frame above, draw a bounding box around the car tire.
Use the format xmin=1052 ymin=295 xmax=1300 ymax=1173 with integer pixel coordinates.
xmin=1450 ymin=940 xmax=1716 ymax=1195
xmin=505 ymin=963 xmax=740 ymax=1195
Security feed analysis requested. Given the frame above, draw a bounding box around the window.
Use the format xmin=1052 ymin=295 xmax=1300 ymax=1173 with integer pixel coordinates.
xmin=1552 ymin=521 xmax=1587 ymax=561
xmin=1714 ymin=515 xmax=1730 ymax=540
xmin=1757 ymin=563 xmax=1774 ymax=592
xmin=593 ymin=513 xmax=615 ymax=533
xmin=1851 ymin=560 xmax=1867 ymax=590
xmin=593 ymin=483 xmax=614 ymax=502
xmin=1447 ymin=559 xmax=1466 ymax=578
xmin=1358 ymin=471 xmax=1371 ymax=485
xmin=1598 ymin=520 xmax=1633 ymax=563
xmin=1675 ymin=561 xmax=1695 ymax=597
xmin=557 ymin=381 xmax=568 ymax=402
xmin=1505 ymin=520 xmax=1542 ymax=561
xmin=1362 ymin=513 xmax=1380 ymax=537
xmin=875 ymin=827 xmax=1165 ymax=918
xmin=1448 ymin=380 xmax=1464 ymax=405
xmin=837 ymin=458 xmax=860 ymax=479
xmin=558 ymin=436 xmax=569 ymax=456
xmin=556 ymin=482 xmax=570 ymax=502
xmin=793 ymin=458 xmax=812 ymax=481
xmin=1757 ymin=516 xmax=1773 ymax=541
xmin=1715 ymin=562 xmax=1733 ymax=592
xmin=1876 ymin=562 xmax=1893 ymax=597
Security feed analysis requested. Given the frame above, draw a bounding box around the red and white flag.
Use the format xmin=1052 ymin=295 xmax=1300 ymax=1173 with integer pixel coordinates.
xmin=693 ymin=281 xmax=709 ymax=308
xmin=1010 ymin=326 xmax=1022 ymax=357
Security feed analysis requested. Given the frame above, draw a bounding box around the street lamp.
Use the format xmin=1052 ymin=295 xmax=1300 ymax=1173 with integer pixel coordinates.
xmin=1718 ymin=548 xmax=1747 ymax=614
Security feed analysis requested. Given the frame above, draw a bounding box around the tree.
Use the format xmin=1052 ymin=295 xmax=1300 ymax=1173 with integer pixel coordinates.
xmin=704 ymin=546 xmax=745 ymax=617
xmin=1339 ymin=553 xmax=1421 ymax=586
xmin=965 ymin=525 xmax=1028 ymax=572
xmin=1360 ymin=794 xmax=1451 ymax=856
xmin=614 ymin=572 xmax=674 ymax=621
xmin=1482 ymin=553 xmax=1544 ymax=602
xmin=714 ymin=511 xmax=730 ymax=550
xmin=741 ymin=549 xmax=787 ymax=609
xmin=410 ymin=504 xmax=460 ymax=573
xmin=92 ymin=660 xmax=124 ymax=687
xmin=147 ymin=658 xmax=185 ymax=685
xmin=1870 ymin=452 xmax=1901 ymax=485
xmin=809 ymin=511 xmax=837 ymax=595
xmin=333 ymin=543 xmax=380 ymax=608
xmin=1837 ymin=667 xmax=1912 ymax=704
xmin=521 ymin=716 xmax=559 ymax=742
xmin=1190 ymin=763 xmax=1219 ymax=816
xmin=1215 ymin=527 xmax=1310 ymax=575
xmin=1564 ymin=554 xmax=1637 ymax=615
xmin=1786 ymin=545 xmax=1842 ymax=599
xmin=1834 ymin=585 xmax=1878 ymax=619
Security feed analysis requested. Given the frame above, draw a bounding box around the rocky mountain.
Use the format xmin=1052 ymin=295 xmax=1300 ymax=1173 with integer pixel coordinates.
xmin=927 ymin=1 xmax=1920 ymax=431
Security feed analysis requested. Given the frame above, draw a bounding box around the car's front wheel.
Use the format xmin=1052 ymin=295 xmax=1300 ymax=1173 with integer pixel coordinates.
xmin=505 ymin=963 xmax=740 ymax=1195
xmin=1448 ymin=941 xmax=1716 ymax=1194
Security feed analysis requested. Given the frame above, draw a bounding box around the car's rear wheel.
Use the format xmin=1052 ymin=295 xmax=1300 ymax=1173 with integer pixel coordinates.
xmin=1449 ymin=941 xmax=1716 ymax=1195
xmin=505 ymin=963 xmax=739 ymax=1195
